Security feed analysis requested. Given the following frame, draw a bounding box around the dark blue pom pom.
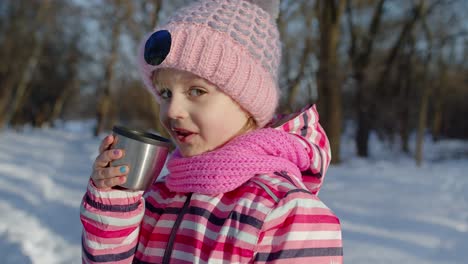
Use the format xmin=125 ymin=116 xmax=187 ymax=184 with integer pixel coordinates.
xmin=144 ymin=30 xmax=172 ymax=66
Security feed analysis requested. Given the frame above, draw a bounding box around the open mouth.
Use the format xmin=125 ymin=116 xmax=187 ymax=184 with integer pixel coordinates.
xmin=172 ymin=128 xmax=196 ymax=143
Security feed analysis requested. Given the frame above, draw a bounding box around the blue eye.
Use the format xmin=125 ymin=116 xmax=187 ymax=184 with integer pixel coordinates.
xmin=188 ymin=88 xmax=206 ymax=97
xmin=159 ymin=89 xmax=172 ymax=99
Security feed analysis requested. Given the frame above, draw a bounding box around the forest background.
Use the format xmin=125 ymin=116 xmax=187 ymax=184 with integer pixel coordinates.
xmin=1 ymin=0 xmax=467 ymax=165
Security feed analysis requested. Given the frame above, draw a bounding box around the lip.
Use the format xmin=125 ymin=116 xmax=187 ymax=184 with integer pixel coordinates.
xmin=171 ymin=127 xmax=197 ymax=143
xmin=172 ymin=127 xmax=195 ymax=133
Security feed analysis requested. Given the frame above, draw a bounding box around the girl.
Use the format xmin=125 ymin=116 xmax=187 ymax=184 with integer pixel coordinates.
xmin=80 ymin=0 xmax=343 ymax=263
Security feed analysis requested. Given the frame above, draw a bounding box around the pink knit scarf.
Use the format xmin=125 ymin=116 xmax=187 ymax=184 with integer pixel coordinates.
xmin=165 ymin=128 xmax=311 ymax=194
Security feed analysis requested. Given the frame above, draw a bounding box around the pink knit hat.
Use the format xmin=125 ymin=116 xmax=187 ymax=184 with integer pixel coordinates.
xmin=138 ymin=0 xmax=281 ymax=127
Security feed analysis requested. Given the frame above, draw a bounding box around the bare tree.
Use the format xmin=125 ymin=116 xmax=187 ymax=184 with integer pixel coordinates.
xmin=415 ymin=16 xmax=433 ymax=166
xmin=346 ymin=0 xmax=385 ymax=157
xmin=431 ymin=25 xmax=467 ymax=141
xmin=0 ymin=0 xmax=52 ymax=128
xmin=94 ymin=0 xmax=167 ymax=136
xmin=316 ymin=0 xmax=346 ymax=163
xmin=50 ymin=34 xmax=82 ymax=124
xmin=94 ymin=0 xmax=128 ymax=136
xmin=0 ymin=1 xmax=24 ymax=122
xmin=278 ymin=0 xmax=315 ymax=113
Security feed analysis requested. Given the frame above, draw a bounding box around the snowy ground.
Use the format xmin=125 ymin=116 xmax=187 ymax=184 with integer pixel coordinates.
xmin=0 ymin=122 xmax=467 ymax=264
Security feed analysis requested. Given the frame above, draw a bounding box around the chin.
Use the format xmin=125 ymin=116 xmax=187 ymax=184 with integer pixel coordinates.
xmin=179 ymin=148 xmax=202 ymax=157
xmin=179 ymin=146 xmax=216 ymax=157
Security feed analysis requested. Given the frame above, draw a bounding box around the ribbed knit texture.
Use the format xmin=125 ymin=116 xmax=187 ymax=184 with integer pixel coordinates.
xmin=138 ymin=0 xmax=282 ymax=127
xmin=165 ymin=128 xmax=310 ymax=194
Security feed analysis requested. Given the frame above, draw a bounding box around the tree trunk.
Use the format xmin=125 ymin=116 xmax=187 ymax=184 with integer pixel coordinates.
xmin=51 ymin=38 xmax=80 ymax=125
xmin=400 ymin=109 xmax=410 ymax=154
xmin=399 ymin=37 xmax=415 ymax=154
xmin=316 ymin=0 xmax=345 ymax=163
xmin=415 ymin=17 xmax=433 ymax=166
xmin=0 ymin=1 xmax=26 ymax=76
xmin=0 ymin=0 xmax=52 ymax=128
xmin=415 ymin=87 xmax=430 ymax=166
xmin=431 ymin=54 xmax=447 ymax=142
xmin=0 ymin=24 xmax=23 ymax=127
xmin=0 ymin=72 xmax=19 ymax=127
xmin=94 ymin=4 xmax=123 ymax=136
xmin=51 ymin=79 xmax=77 ymax=124
xmin=432 ymin=94 xmax=443 ymax=142
xmin=7 ymin=45 xmax=41 ymax=126
xmin=355 ymin=73 xmax=371 ymax=157
xmin=358 ymin=0 xmax=427 ymax=156
xmin=346 ymin=0 xmax=386 ymax=157
xmin=284 ymin=2 xmax=315 ymax=113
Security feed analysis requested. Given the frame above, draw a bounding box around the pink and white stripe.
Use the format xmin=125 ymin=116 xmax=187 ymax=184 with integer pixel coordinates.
xmin=80 ymin=104 xmax=342 ymax=263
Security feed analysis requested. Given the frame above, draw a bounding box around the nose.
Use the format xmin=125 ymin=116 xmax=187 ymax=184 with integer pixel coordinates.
xmin=165 ymin=96 xmax=188 ymax=120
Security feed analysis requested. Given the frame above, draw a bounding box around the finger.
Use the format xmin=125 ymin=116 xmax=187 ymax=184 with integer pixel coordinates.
xmin=98 ymin=134 xmax=114 ymax=154
xmin=92 ymin=165 xmax=129 ymax=180
xmin=94 ymin=149 xmax=124 ymax=168
xmin=94 ymin=176 xmax=127 ymax=189
xmin=93 ymin=176 xmax=127 ymax=189
xmin=91 ymin=177 xmax=111 ymax=190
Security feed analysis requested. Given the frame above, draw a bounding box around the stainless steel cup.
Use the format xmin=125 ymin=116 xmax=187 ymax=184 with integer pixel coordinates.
xmin=110 ymin=126 xmax=173 ymax=191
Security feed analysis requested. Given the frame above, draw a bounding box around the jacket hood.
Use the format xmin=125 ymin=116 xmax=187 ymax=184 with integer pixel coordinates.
xmin=271 ymin=104 xmax=331 ymax=195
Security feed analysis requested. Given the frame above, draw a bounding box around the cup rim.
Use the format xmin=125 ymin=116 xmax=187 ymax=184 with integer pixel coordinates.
xmin=112 ymin=126 xmax=173 ymax=147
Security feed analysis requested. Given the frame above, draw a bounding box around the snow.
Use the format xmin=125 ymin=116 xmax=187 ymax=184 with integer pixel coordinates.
xmin=0 ymin=123 xmax=467 ymax=264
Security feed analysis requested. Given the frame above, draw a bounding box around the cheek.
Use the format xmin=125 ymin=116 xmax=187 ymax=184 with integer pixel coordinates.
xmin=211 ymin=120 xmax=237 ymax=136
xmin=199 ymin=107 xmax=247 ymax=141
xmin=203 ymin=122 xmax=234 ymax=148
xmin=158 ymin=105 xmax=170 ymax=129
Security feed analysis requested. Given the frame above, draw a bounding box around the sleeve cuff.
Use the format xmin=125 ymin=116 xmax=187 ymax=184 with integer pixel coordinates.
xmin=86 ymin=179 xmax=144 ymax=205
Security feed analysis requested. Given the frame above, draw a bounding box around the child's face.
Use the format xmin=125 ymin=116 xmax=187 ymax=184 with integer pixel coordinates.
xmin=154 ymin=68 xmax=252 ymax=157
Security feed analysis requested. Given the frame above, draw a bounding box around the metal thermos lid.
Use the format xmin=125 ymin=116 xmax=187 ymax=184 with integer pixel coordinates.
xmin=112 ymin=126 xmax=172 ymax=148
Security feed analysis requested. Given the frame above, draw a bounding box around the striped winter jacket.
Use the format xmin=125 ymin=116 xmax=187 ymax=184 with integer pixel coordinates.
xmin=80 ymin=105 xmax=343 ymax=264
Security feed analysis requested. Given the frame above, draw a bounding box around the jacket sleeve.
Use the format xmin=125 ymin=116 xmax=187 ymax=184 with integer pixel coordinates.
xmin=254 ymin=191 xmax=343 ymax=264
xmin=80 ymin=180 xmax=145 ymax=264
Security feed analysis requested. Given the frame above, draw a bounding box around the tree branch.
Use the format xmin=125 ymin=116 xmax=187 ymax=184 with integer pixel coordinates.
xmin=345 ymin=0 xmax=357 ymax=59
xmin=361 ymin=0 xmax=385 ymax=66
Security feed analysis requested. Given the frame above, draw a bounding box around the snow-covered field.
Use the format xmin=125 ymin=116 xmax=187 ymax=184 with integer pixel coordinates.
xmin=0 ymin=122 xmax=467 ymax=264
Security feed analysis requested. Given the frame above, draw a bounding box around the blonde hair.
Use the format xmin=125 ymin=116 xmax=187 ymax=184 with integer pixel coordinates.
xmin=238 ymin=116 xmax=257 ymax=135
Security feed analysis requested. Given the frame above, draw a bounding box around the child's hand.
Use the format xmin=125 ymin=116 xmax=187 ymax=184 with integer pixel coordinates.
xmin=90 ymin=134 xmax=129 ymax=190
